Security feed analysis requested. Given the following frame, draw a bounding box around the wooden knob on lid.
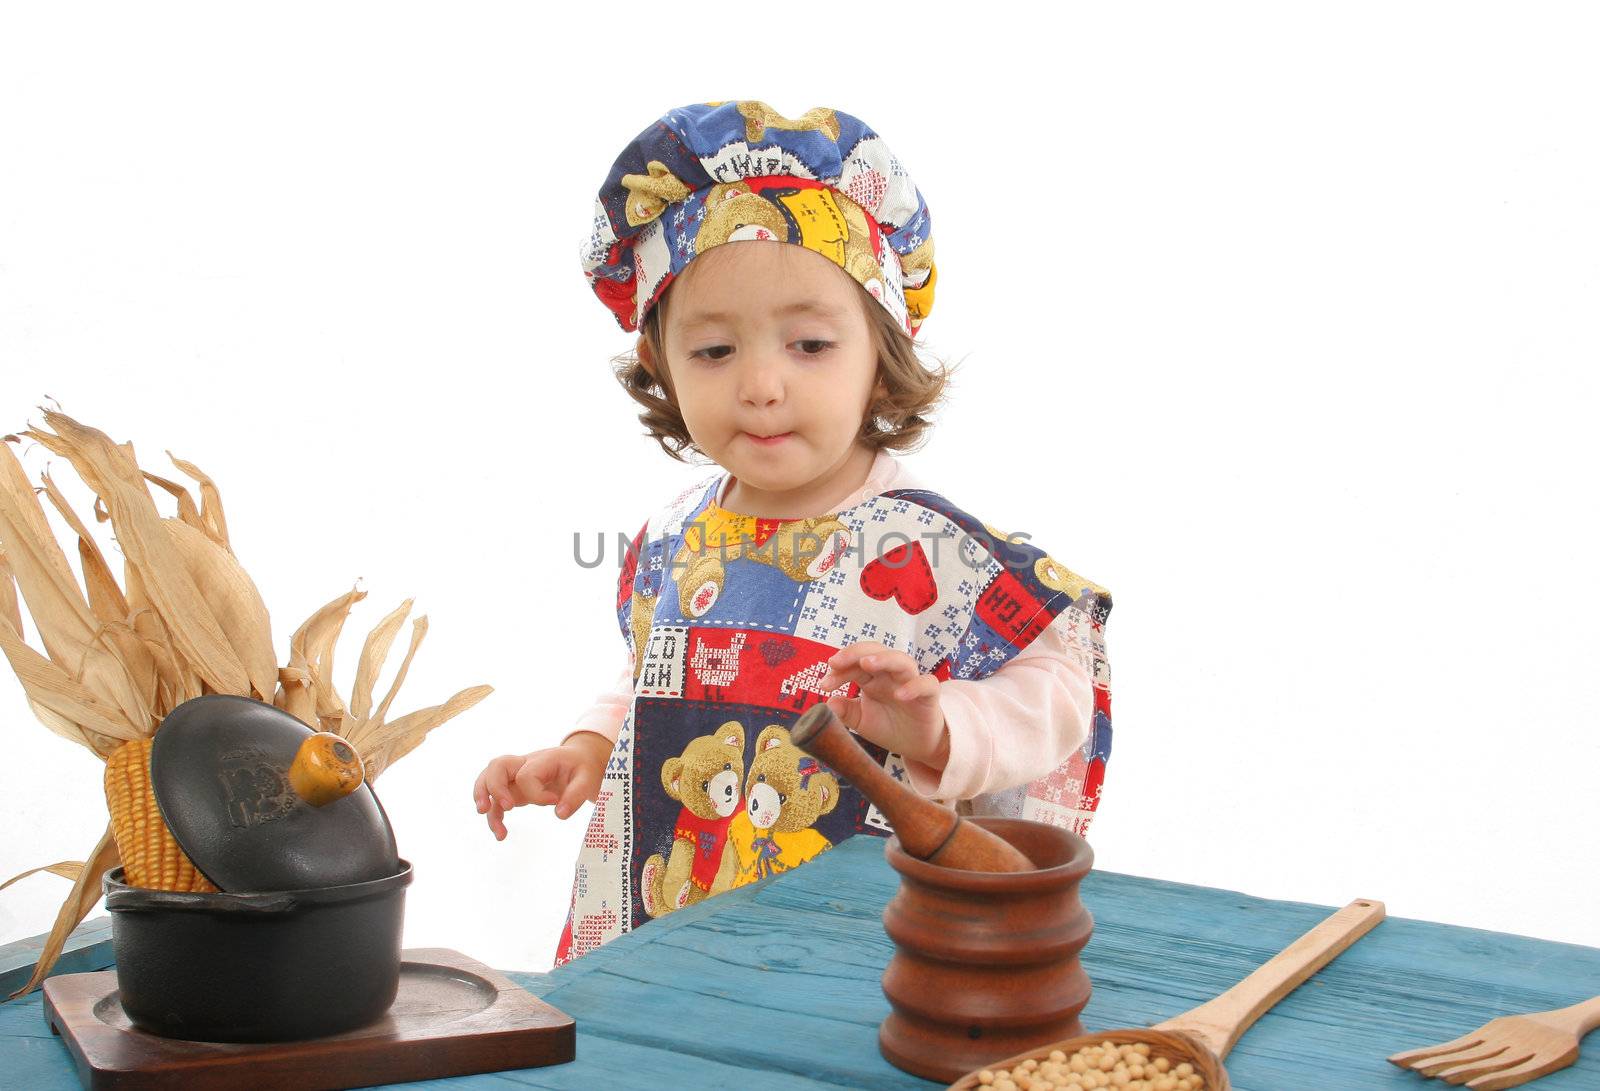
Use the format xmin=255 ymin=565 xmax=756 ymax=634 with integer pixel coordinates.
xmin=790 ymin=703 xmax=1034 ymax=872
xmin=288 ymin=732 xmax=366 ymax=807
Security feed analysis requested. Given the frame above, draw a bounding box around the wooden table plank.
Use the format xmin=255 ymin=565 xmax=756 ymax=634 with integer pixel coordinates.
xmin=0 ymin=916 xmax=112 ymax=998
xmin=1074 ymin=868 xmax=1600 ymax=1089
xmin=513 ymin=838 xmax=1600 ymax=1089
xmin=3 ymin=835 xmax=1598 ymax=1089
xmin=509 ymin=847 xmax=931 ymax=1089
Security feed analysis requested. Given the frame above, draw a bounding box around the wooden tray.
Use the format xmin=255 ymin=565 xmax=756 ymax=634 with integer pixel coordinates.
xmin=41 ymin=947 xmax=575 ymax=1090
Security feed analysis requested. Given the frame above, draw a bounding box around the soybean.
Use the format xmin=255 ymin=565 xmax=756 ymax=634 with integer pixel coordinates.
xmin=972 ymin=1040 xmax=1204 ymax=1091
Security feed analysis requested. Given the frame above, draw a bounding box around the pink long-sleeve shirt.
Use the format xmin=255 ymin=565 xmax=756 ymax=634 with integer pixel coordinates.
xmin=564 ymin=450 xmax=1098 ymax=804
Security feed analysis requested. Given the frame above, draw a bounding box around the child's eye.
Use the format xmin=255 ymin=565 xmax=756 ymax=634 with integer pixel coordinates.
xmin=690 ymin=342 xmax=832 ymax=360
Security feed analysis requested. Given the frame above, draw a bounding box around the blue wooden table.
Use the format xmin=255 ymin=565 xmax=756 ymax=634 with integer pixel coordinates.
xmin=4 ymin=835 xmax=1598 ymax=1089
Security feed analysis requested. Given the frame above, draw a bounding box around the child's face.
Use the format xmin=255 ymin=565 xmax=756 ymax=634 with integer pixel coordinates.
xmin=645 ymin=241 xmax=887 ymax=512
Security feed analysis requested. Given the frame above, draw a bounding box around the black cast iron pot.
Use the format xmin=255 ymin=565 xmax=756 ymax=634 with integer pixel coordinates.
xmin=103 ymin=860 xmax=412 ymax=1043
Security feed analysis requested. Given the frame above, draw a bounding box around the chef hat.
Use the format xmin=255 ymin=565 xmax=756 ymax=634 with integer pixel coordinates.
xmin=579 ymin=100 xmax=937 ymax=339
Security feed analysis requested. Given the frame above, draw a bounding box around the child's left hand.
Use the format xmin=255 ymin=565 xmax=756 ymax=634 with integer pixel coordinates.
xmin=818 ymin=642 xmax=950 ymax=769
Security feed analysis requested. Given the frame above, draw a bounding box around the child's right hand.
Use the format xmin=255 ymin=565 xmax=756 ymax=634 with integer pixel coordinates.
xmin=472 ymin=732 xmax=611 ymax=840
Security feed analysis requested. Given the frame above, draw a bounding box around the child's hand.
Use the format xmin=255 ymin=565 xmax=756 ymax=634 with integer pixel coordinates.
xmin=818 ymin=642 xmax=950 ymax=768
xmin=472 ymin=732 xmax=611 ymax=840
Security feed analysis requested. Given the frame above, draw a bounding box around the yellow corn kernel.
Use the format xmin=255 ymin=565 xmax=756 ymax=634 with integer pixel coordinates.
xmin=104 ymin=737 xmax=218 ymax=893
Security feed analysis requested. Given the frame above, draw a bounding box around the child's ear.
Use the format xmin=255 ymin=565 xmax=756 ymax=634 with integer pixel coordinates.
xmin=636 ymin=336 xmax=658 ymax=379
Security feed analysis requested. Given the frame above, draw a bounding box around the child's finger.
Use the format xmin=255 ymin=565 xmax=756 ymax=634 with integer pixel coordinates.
xmin=480 ymin=760 xmax=516 ymax=811
xmin=822 ymin=656 xmax=918 ymax=697
xmin=826 ymin=694 xmax=864 ymax=732
xmin=819 ymin=661 xmax=875 ymax=693
xmin=821 ymin=642 xmax=886 ymax=689
xmin=475 ymin=757 xmax=517 ymax=812
xmin=817 ymin=664 xmax=853 ymax=691
xmin=486 ymin=799 xmax=508 ymax=841
xmin=826 ymin=645 xmax=916 ymax=685
xmin=514 ymin=754 xmax=565 ymax=808
xmin=555 ymin=768 xmax=599 ymax=821
xmin=828 ymin=642 xmax=889 ymax=673
xmin=860 ymin=650 xmax=919 ymax=684
xmin=892 ymin=673 xmax=939 ymax=703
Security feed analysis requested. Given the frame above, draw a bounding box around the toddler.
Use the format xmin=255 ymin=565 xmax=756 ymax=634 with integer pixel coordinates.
xmin=473 ymin=101 xmax=1114 ymax=966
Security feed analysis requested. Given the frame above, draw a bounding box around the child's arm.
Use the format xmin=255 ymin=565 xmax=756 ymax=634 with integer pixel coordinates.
xmin=819 ymin=619 xmax=1094 ymax=802
xmin=558 ymin=649 xmax=635 ymax=751
xmin=472 ymin=649 xmax=635 ymax=839
xmin=473 ymin=732 xmax=612 ymax=840
xmin=908 ymin=620 xmax=1093 ymax=800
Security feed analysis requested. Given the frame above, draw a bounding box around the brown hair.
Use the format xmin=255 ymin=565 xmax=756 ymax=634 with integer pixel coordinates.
xmin=611 ymin=276 xmax=961 ymax=464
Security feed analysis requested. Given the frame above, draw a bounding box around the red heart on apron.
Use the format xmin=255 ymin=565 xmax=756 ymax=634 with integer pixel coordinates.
xmin=860 ymin=542 xmax=938 ymax=614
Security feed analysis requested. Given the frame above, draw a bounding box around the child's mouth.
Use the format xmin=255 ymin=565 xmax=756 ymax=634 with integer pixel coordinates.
xmin=744 ymin=432 xmax=793 ymax=446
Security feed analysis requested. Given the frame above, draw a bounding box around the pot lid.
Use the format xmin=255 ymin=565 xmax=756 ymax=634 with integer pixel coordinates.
xmin=150 ymin=694 xmax=400 ymax=892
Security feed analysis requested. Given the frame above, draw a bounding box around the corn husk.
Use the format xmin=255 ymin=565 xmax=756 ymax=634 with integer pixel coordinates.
xmin=10 ymin=824 xmax=121 ymax=1000
xmin=1 ymin=410 xmax=492 ymax=997
xmin=0 ymin=439 xmax=149 ymax=735
xmin=0 ymin=860 xmax=85 ymax=892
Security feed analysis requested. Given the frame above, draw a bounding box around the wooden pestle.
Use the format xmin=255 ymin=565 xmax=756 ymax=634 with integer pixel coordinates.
xmin=789 ymin=702 xmax=1035 ymax=872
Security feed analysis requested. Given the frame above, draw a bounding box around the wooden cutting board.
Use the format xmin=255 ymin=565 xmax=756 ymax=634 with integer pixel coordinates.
xmin=41 ymin=947 xmax=575 ymax=1090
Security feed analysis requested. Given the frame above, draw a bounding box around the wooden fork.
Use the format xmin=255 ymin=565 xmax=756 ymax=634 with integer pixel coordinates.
xmin=1388 ymin=994 xmax=1600 ymax=1089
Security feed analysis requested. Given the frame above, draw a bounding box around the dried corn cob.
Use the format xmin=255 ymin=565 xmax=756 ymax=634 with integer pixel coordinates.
xmin=2 ymin=409 xmax=490 ymax=997
xmin=103 ymin=736 xmax=217 ymax=893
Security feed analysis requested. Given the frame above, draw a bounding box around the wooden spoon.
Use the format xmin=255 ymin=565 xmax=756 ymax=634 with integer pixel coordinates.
xmin=789 ymin=702 xmax=1034 ymax=872
xmin=946 ymin=898 xmax=1387 ymax=1090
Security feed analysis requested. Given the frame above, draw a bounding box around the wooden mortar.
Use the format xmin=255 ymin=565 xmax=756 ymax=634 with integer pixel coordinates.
xmin=882 ymin=817 xmax=1094 ymax=1083
xmin=787 ymin=702 xmax=1093 ymax=1082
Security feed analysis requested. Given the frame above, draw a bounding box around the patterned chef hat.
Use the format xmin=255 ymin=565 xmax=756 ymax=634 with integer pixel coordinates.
xmin=579 ymin=100 xmax=937 ymax=339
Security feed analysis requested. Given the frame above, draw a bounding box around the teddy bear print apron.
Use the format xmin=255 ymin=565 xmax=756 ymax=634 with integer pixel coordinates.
xmin=554 ymin=473 xmax=1114 ymax=965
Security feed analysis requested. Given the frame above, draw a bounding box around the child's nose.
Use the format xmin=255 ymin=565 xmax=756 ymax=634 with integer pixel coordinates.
xmin=737 ymin=355 xmax=787 ymax=406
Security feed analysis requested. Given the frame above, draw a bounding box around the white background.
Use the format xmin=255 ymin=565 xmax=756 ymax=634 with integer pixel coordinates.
xmin=2 ymin=3 xmax=1597 ymax=974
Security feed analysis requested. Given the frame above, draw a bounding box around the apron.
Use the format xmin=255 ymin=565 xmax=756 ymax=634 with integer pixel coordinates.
xmin=554 ymin=472 xmax=1113 ymax=965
